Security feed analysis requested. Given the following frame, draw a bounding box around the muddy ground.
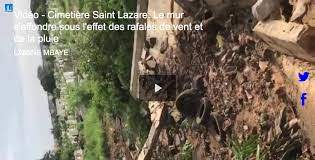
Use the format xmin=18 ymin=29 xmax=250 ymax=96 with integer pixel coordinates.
xmin=147 ymin=5 xmax=315 ymax=160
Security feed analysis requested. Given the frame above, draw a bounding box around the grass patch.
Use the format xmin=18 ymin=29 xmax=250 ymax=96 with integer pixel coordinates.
xmin=83 ymin=107 xmax=106 ymax=160
xmin=230 ymin=135 xmax=259 ymax=160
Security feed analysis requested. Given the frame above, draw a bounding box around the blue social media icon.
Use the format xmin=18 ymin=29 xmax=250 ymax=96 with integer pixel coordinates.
xmin=300 ymin=92 xmax=307 ymax=107
xmin=298 ymin=72 xmax=309 ymax=82
xmin=4 ymin=3 xmax=13 ymax=12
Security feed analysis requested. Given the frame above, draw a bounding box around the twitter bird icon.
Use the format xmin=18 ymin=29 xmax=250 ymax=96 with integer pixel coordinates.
xmin=298 ymin=72 xmax=310 ymax=82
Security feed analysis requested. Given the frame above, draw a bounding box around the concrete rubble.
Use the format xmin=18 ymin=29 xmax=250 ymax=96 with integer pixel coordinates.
xmin=174 ymin=0 xmax=315 ymax=131
xmin=290 ymin=0 xmax=310 ymax=22
xmin=290 ymin=0 xmax=315 ymax=26
xmin=252 ymin=0 xmax=280 ymax=21
xmin=252 ymin=0 xmax=315 ymax=63
xmin=254 ymin=20 xmax=315 ymax=62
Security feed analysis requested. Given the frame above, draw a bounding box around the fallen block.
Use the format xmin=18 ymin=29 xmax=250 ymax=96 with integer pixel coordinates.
xmin=252 ymin=0 xmax=280 ymax=21
xmin=289 ymin=0 xmax=315 ymax=26
xmin=290 ymin=0 xmax=309 ymax=22
xmin=303 ymin=3 xmax=315 ymax=27
xmin=253 ymin=20 xmax=315 ymax=62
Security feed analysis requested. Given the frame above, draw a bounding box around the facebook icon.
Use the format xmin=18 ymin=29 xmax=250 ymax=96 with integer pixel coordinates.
xmin=301 ymin=92 xmax=307 ymax=108
xmin=4 ymin=3 xmax=13 ymax=12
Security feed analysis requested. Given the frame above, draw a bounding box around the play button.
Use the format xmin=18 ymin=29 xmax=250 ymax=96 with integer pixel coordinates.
xmin=154 ymin=84 xmax=162 ymax=93
xmin=139 ymin=75 xmax=176 ymax=101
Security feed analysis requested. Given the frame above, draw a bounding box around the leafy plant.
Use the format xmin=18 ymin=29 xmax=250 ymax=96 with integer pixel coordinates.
xmin=179 ymin=141 xmax=193 ymax=160
xmin=230 ymin=135 xmax=259 ymax=160
xmin=65 ymin=80 xmax=97 ymax=112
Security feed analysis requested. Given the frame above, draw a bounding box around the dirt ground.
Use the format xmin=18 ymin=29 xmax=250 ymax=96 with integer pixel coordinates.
xmin=147 ymin=3 xmax=315 ymax=160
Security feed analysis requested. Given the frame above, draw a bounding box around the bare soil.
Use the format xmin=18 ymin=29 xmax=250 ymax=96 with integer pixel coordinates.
xmin=152 ymin=6 xmax=315 ymax=159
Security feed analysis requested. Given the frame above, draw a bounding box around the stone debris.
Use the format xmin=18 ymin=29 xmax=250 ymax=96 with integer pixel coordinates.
xmin=302 ymin=1 xmax=315 ymax=26
xmin=138 ymin=61 xmax=155 ymax=75
xmin=138 ymin=61 xmax=146 ymax=74
xmin=146 ymin=59 xmax=157 ymax=69
xmin=290 ymin=0 xmax=310 ymax=22
xmin=145 ymin=55 xmax=153 ymax=61
xmin=252 ymin=0 xmax=281 ymax=21
xmin=141 ymin=49 xmax=148 ymax=59
xmin=289 ymin=0 xmax=315 ymax=27
xmin=253 ymin=20 xmax=315 ymax=62
xmin=250 ymin=0 xmax=315 ymax=63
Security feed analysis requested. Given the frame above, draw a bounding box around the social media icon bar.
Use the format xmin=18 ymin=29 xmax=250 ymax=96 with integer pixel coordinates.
xmin=298 ymin=71 xmax=310 ymax=107
xmin=139 ymin=75 xmax=176 ymax=101
xmin=4 ymin=3 xmax=13 ymax=12
xmin=298 ymin=71 xmax=309 ymax=82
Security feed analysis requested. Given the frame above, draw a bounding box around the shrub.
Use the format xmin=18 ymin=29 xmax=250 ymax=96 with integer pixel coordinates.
xmin=58 ymin=137 xmax=75 ymax=160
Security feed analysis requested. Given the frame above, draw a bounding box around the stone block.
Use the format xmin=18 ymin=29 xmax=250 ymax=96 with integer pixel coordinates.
xmin=252 ymin=0 xmax=280 ymax=21
xmin=254 ymin=20 xmax=315 ymax=62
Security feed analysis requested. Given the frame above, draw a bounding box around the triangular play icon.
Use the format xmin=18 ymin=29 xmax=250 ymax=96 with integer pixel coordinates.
xmin=154 ymin=84 xmax=162 ymax=93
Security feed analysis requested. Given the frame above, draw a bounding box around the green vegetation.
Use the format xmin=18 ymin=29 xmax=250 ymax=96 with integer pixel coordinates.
xmin=40 ymin=151 xmax=58 ymax=160
xmin=65 ymin=80 xmax=150 ymax=145
xmin=65 ymin=81 xmax=98 ymax=112
xmin=83 ymin=107 xmax=106 ymax=160
xmin=51 ymin=119 xmax=62 ymax=145
xmin=37 ymin=65 xmax=56 ymax=94
xmin=58 ymin=138 xmax=75 ymax=160
xmin=38 ymin=0 xmax=150 ymax=159
xmin=31 ymin=0 xmax=50 ymax=43
xmin=179 ymin=141 xmax=193 ymax=160
xmin=230 ymin=135 xmax=259 ymax=160
xmin=30 ymin=0 xmax=48 ymax=24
